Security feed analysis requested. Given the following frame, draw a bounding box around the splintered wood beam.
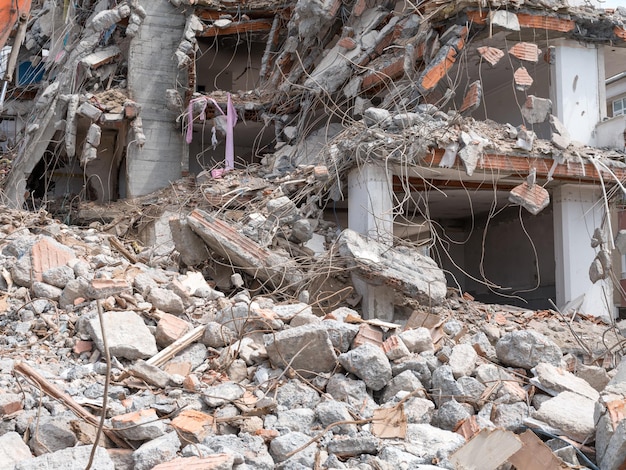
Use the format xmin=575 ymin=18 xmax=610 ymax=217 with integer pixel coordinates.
xmin=198 ymin=18 xmax=274 ymax=37
xmin=424 ymin=149 xmax=626 ymax=184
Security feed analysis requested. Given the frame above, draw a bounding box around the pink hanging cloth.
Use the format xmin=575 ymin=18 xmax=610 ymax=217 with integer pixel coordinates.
xmin=225 ymin=93 xmax=238 ymax=171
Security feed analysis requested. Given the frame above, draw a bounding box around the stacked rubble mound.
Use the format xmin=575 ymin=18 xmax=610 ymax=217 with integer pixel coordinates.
xmin=0 ymin=206 xmax=625 ymax=469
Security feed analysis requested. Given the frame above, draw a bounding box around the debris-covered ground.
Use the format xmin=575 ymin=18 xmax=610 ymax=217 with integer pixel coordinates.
xmin=1 ymin=190 xmax=626 ymax=470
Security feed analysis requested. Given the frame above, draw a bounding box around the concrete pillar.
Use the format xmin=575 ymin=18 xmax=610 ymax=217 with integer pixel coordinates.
xmin=549 ymin=39 xmax=604 ymax=146
xmin=553 ymin=184 xmax=614 ymax=320
xmin=126 ymin=1 xmax=187 ymax=198
xmin=348 ymin=164 xmax=394 ymax=321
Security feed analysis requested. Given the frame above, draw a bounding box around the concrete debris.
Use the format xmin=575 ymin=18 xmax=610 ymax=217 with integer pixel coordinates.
xmin=0 ymin=203 xmax=619 ymax=469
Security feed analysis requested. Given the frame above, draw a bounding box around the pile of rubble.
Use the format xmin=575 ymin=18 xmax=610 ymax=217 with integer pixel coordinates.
xmin=0 ymin=206 xmax=625 ymax=470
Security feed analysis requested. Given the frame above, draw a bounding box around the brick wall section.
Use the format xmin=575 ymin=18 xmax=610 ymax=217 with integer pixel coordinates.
xmin=126 ymin=0 xmax=187 ymax=198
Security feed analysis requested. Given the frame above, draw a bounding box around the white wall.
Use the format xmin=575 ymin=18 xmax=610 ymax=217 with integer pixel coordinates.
xmin=596 ymin=115 xmax=626 ymax=150
xmin=550 ymin=41 xmax=603 ymax=146
xmin=553 ymin=184 xmax=614 ymax=319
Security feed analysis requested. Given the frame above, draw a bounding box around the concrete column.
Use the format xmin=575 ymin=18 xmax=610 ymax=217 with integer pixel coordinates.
xmin=126 ymin=1 xmax=187 ymax=198
xmin=348 ymin=164 xmax=394 ymax=321
xmin=553 ymin=184 xmax=614 ymax=320
xmin=549 ymin=39 xmax=603 ymax=146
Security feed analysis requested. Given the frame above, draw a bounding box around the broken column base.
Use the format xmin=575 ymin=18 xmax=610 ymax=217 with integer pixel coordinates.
xmin=352 ymin=275 xmax=394 ymax=322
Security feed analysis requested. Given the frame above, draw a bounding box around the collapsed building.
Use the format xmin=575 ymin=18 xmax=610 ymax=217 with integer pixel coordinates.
xmin=3 ymin=0 xmax=626 ymax=323
xmin=5 ymin=1 xmax=626 ymax=469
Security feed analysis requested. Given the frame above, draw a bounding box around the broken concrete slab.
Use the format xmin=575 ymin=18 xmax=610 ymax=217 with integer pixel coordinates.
xmin=187 ymin=210 xmax=304 ymax=292
xmin=550 ymin=114 xmax=571 ymax=150
xmin=532 ymin=391 xmax=596 ymax=443
xmin=531 ymin=362 xmax=600 ymax=401
xmin=337 ymin=229 xmax=447 ymax=305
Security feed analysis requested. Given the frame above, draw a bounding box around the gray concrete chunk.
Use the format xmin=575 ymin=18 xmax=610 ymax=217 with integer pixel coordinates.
xmin=0 ymin=432 xmax=32 ymax=469
xmin=86 ymin=311 xmax=158 ymax=360
xmin=338 ymin=343 xmax=392 ymax=391
xmin=16 ymin=445 xmax=114 ymax=470
xmin=496 ymin=330 xmax=562 ymax=369
xmin=265 ymin=324 xmax=337 ymax=378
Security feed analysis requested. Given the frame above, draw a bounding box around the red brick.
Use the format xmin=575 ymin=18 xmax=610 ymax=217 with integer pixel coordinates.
xmin=516 ymin=13 xmax=574 ymax=32
xmin=382 ymin=335 xmax=409 ymax=360
xmin=337 ymin=37 xmax=357 ymax=50
xmin=152 ymin=455 xmax=232 ymax=470
xmin=419 ymin=33 xmax=466 ymax=92
xmin=352 ymin=323 xmax=383 ymax=349
xmin=467 ymin=10 xmax=488 ymax=24
xmin=171 ymin=409 xmax=215 ymax=443
xmin=508 ymin=42 xmax=541 ymax=63
xmin=73 ymin=340 xmax=93 ymax=354
xmin=0 ymin=393 xmax=22 ymax=416
xmin=477 ymin=46 xmax=504 ymax=66
xmin=255 ymin=428 xmax=280 ymax=442
xmin=31 ymin=238 xmax=74 ymax=282
xmin=183 ymin=374 xmax=201 ymax=392
xmin=111 ymin=408 xmax=157 ymax=429
xmin=514 ymin=66 xmax=533 ymax=89
xmin=361 ymin=56 xmax=404 ymax=91
xmin=509 ymin=182 xmax=550 ymax=215
xmin=87 ymin=279 xmax=131 ymax=299
xmin=155 ymin=313 xmax=191 ymax=348
xmin=123 ymin=100 xmax=140 ymax=119
xmin=615 ymin=26 xmax=626 ymax=40
xmin=459 ymin=80 xmax=482 ymax=113
xmin=163 ymin=361 xmax=192 ymax=376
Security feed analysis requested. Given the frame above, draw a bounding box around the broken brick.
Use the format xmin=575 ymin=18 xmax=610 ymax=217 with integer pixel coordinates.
xmin=183 ymin=374 xmax=201 ymax=391
xmin=352 ymin=0 xmax=366 ymax=17
xmin=155 ymin=313 xmax=191 ymax=348
xmin=163 ymin=361 xmax=192 ymax=377
xmin=419 ymin=32 xmax=467 ymax=92
xmin=255 ymin=428 xmax=280 ymax=442
xmin=509 ymin=182 xmax=550 ymax=215
xmin=516 ymin=13 xmax=575 ymax=33
xmin=513 ymin=67 xmax=533 ymax=90
xmin=352 ymin=323 xmax=383 ymax=349
xmin=459 ymin=80 xmax=482 ymax=114
xmin=111 ymin=408 xmax=166 ymax=441
xmin=383 ymin=335 xmax=410 ymax=361
xmin=73 ymin=340 xmax=93 ymax=354
xmin=337 ymin=37 xmax=357 ymax=50
xmin=31 ymin=238 xmax=75 ymax=283
xmin=170 ymin=409 xmax=215 ymax=443
xmin=477 ymin=46 xmax=504 ymax=66
xmin=0 ymin=393 xmax=22 ymax=416
xmin=508 ymin=42 xmax=541 ymax=63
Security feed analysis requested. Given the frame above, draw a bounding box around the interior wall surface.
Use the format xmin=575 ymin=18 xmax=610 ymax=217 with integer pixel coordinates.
xmin=196 ymin=40 xmax=265 ymax=93
xmin=466 ymin=57 xmax=551 ymax=138
xmin=443 ymin=205 xmax=556 ymax=309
